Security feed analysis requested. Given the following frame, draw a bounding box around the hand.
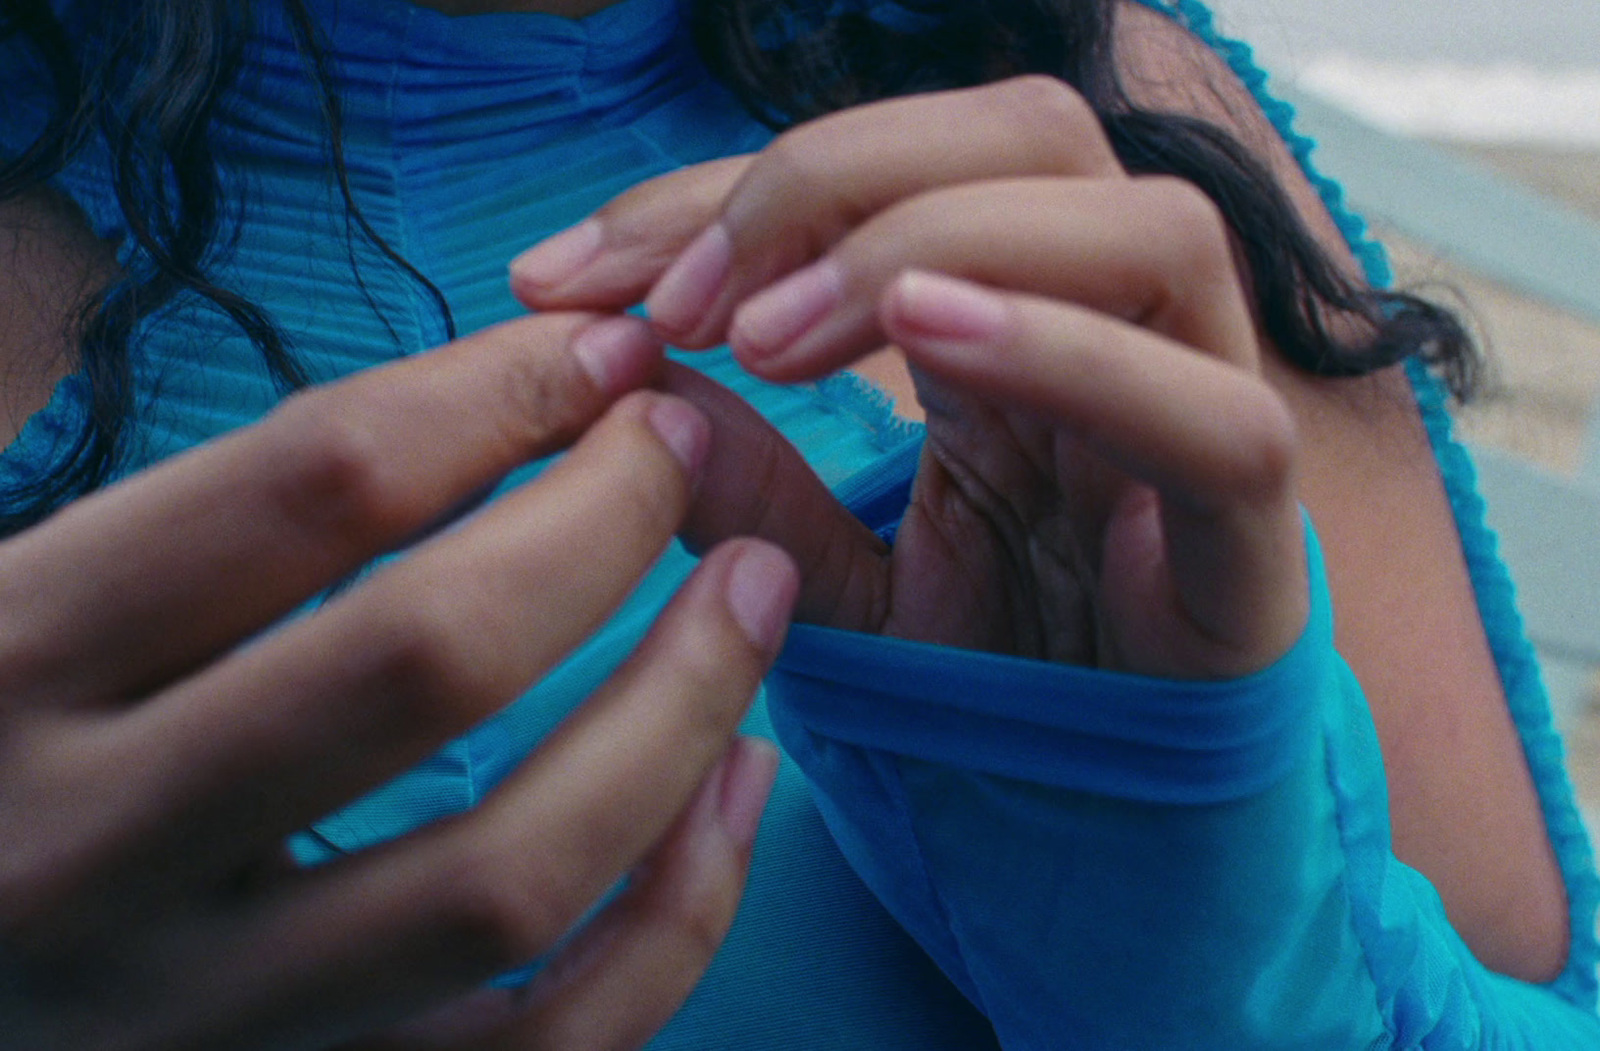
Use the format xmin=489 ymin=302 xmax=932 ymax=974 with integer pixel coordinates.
xmin=0 ymin=312 xmax=796 ymax=1049
xmin=511 ymin=77 xmax=1305 ymax=680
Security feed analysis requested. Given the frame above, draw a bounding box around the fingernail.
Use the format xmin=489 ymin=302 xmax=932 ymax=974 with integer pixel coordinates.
xmin=731 ymin=259 xmax=843 ymax=362
xmin=646 ymin=399 xmax=710 ymax=477
xmin=570 ymin=316 xmax=660 ymax=395
xmin=645 ymin=224 xmax=731 ymax=337
xmin=510 ymin=219 xmax=603 ymax=289
xmin=724 ymin=542 xmax=798 ymax=651
xmin=718 ymin=736 xmax=779 ymax=848
xmin=890 ymin=270 xmax=1009 ymax=347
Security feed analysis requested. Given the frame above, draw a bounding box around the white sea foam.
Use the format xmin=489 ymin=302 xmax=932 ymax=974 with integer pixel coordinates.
xmin=1294 ymin=55 xmax=1600 ymax=146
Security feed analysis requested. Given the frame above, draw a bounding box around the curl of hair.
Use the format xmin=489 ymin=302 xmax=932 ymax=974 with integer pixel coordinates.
xmin=0 ymin=0 xmax=452 ymax=533
xmin=0 ymin=0 xmax=1476 ymax=534
xmin=691 ymin=0 xmax=1477 ymax=394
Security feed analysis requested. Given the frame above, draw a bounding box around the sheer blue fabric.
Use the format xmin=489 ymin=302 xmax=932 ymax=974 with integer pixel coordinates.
xmin=771 ymin=509 xmax=1600 ymax=1047
xmin=1 ymin=0 xmax=1595 ymax=1044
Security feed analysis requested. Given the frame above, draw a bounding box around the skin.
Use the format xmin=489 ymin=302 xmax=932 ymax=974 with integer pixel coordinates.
xmin=0 ymin=224 xmax=798 ymax=1045
xmin=1113 ymin=4 xmax=1569 ymax=982
xmin=507 ymin=0 xmax=1571 ymax=986
xmin=0 ymin=2 xmax=1569 ymax=1045
xmin=0 ymin=6 xmax=803 ymax=1044
xmin=0 ymin=189 xmax=116 ymax=446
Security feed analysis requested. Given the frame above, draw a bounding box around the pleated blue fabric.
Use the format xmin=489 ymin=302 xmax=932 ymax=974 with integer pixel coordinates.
xmin=2 ymin=0 xmax=1596 ymax=1045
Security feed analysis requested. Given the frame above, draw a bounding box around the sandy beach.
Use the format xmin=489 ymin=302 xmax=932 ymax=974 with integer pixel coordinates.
xmin=1374 ymin=142 xmax=1600 ymax=826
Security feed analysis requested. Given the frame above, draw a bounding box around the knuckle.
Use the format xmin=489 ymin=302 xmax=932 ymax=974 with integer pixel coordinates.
xmin=985 ymin=75 xmax=1103 ymax=157
xmin=435 ymin=847 xmax=575 ymax=969
xmin=649 ymin=868 xmax=740 ymax=961
xmin=360 ymin=593 xmax=486 ymax=733
xmin=813 ymin=511 xmax=894 ymax=633
xmin=751 ymin=131 xmax=837 ymax=213
xmin=478 ymin=318 xmax=597 ymax=446
xmin=1138 ymin=176 xmax=1233 ymax=274
xmin=266 ymin=390 xmax=415 ymax=545
xmin=991 ymin=74 xmax=1092 ymax=123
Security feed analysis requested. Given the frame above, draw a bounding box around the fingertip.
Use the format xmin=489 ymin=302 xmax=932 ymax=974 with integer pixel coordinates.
xmin=879 ymin=270 xmax=1010 ymax=354
xmin=644 ymin=223 xmax=731 ymax=345
xmin=642 ymin=396 xmax=712 ymax=483
xmin=509 ymin=219 xmax=604 ymax=301
xmin=728 ymin=260 xmax=845 ymax=367
xmin=722 ymin=540 xmax=799 ymax=654
xmin=569 ymin=315 xmax=665 ymax=397
xmin=663 ymin=735 xmax=774 ymax=902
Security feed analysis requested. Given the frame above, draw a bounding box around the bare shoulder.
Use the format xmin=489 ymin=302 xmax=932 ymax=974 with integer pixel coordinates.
xmin=1111 ymin=0 xmax=1573 ymax=983
xmin=1111 ymin=1 xmax=1366 ymax=273
xmin=0 ymin=185 xmax=116 ymax=446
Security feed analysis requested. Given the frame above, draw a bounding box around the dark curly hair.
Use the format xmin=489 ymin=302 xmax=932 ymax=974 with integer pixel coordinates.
xmin=0 ymin=0 xmax=1475 ymax=534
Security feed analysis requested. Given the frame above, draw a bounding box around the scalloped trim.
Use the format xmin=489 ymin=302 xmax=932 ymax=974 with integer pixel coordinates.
xmin=1144 ymin=0 xmax=1600 ymax=1004
xmin=813 ymin=370 xmax=927 ymax=453
xmin=0 ymin=372 xmax=93 ymax=517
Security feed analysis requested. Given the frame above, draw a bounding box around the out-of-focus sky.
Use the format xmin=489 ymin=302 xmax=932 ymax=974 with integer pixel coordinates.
xmin=1206 ymin=0 xmax=1600 ymax=144
xmin=1208 ymin=0 xmax=1600 ymax=70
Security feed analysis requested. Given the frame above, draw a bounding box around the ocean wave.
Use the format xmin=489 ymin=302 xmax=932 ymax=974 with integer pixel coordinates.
xmin=1295 ymin=56 xmax=1600 ymax=146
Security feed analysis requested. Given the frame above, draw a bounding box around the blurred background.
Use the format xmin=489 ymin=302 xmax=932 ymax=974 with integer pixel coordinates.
xmin=1206 ymin=1 xmax=1600 ymax=825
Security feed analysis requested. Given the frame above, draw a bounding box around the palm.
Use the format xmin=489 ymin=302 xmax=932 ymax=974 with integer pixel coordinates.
xmin=675 ymin=361 xmax=1208 ymax=680
xmin=885 ymin=375 xmax=1115 ymax=663
xmin=884 ymin=365 xmax=1226 ymax=682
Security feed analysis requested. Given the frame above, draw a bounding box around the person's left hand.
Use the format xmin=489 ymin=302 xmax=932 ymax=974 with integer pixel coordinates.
xmin=511 ymin=77 xmax=1307 ymax=681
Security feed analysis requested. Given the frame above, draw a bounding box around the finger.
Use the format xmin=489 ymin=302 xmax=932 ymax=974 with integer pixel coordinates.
xmin=883 ymin=271 xmax=1305 ymax=676
xmin=362 ymin=737 xmax=778 ymax=1051
xmin=644 ymin=78 xmax=1123 ymax=348
xmin=0 ymin=312 xmax=665 ymax=710
xmin=88 ymin=390 xmax=715 ymax=883
xmin=727 ymin=175 xmax=1258 ymax=382
xmin=163 ymin=543 xmax=795 ymax=1050
xmin=483 ymin=736 xmax=777 ymax=1051
xmin=510 ymin=156 xmax=752 ymax=312
xmin=514 ymin=78 xmax=1120 ymax=341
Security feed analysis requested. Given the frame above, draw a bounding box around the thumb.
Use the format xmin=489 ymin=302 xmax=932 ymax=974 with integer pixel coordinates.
xmin=662 ymin=363 xmax=891 ymax=634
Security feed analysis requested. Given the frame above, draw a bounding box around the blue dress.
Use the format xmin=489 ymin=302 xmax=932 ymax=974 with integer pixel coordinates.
xmin=2 ymin=0 xmax=1596 ymax=1045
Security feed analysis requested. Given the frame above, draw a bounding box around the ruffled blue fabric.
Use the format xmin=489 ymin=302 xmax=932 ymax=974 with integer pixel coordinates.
xmin=2 ymin=0 xmax=1595 ymax=1041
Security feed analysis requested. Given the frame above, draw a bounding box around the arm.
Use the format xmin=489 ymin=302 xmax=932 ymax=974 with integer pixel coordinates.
xmin=1112 ymin=0 xmax=1572 ymax=982
xmin=511 ymin=62 xmax=1598 ymax=1042
xmin=766 ymin=504 xmax=1600 ymax=1049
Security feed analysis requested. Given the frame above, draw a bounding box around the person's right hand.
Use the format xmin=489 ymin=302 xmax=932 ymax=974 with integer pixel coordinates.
xmin=0 ymin=311 xmax=796 ymax=1050
xmin=512 ymin=80 xmax=1306 ymax=683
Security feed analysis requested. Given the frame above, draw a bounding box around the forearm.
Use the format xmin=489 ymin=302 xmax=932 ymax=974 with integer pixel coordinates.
xmin=768 ymin=523 xmax=1600 ymax=1048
